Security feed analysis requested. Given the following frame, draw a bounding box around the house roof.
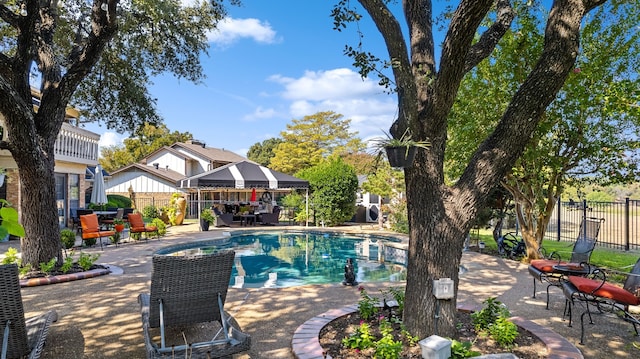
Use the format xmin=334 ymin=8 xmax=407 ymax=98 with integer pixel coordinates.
xmin=109 ymin=163 xmax=185 ymax=183
xmin=171 ymin=142 xmax=246 ymax=163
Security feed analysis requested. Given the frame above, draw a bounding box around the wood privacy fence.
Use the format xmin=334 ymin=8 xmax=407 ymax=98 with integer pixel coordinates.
xmin=544 ymin=198 xmax=640 ymax=251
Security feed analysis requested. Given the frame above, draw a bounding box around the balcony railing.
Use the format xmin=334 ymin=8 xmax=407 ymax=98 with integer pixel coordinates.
xmin=54 ymin=123 xmax=100 ymax=165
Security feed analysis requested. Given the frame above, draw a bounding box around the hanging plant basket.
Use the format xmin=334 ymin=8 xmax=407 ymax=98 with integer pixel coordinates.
xmin=385 ymin=146 xmax=417 ymax=168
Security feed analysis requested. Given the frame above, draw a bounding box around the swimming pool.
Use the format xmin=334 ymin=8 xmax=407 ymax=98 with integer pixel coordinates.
xmin=155 ymin=231 xmax=408 ymax=288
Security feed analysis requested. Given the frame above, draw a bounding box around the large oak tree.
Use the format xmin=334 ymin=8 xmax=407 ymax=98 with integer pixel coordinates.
xmin=334 ymin=0 xmax=608 ymax=338
xmin=0 ymin=0 xmax=236 ymax=267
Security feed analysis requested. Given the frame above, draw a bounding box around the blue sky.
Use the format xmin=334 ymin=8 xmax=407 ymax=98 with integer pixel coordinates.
xmin=91 ymin=1 xmax=441 ymax=157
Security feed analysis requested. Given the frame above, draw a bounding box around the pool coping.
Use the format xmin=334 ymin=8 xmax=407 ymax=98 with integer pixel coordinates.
xmin=291 ymin=303 xmax=583 ymax=359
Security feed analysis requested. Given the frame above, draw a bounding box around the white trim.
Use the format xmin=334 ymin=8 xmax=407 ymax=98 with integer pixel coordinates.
xmin=229 ymin=165 xmax=245 ymax=188
xmin=259 ymin=167 xmax=278 ymax=189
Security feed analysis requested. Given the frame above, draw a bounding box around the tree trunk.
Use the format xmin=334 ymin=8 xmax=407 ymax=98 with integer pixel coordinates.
xmin=3 ymin=105 xmax=63 ymax=267
xmin=402 ymin=155 xmax=469 ymax=338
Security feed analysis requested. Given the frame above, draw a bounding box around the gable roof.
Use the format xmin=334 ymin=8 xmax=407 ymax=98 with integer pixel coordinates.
xmin=109 ymin=163 xmax=185 ymax=183
xmin=139 ymin=142 xmax=246 ymax=165
xmin=179 ymin=160 xmax=309 ymax=190
xmin=171 ymin=142 xmax=246 ymax=163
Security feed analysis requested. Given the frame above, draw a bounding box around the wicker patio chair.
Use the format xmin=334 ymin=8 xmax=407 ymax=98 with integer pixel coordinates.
xmin=562 ymin=258 xmax=640 ymax=344
xmin=1 ymin=264 xmax=57 ymax=359
xmin=138 ymin=251 xmax=251 ymax=358
xmin=528 ymin=216 xmax=604 ymax=308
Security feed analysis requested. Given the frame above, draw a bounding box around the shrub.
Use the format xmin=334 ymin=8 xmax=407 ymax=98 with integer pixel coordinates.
xmin=1 ymin=247 xmax=20 ymax=265
xmin=450 ymin=339 xmax=481 ymax=359
xmin=151 ymin=218 xmax=167 ymax=236
xmin=84 ymin=237 xmax=97 ymax=247
xmin=489 ymin=317 xmax=518 ymax=348
xmin=60 ymin=228 xmax=76 ymax=249
xmin=60 ymin=255 xmax=74 ymax=273
xmin=142 ymin=205 xmax=160 ymax=220
xmin=39 ymin=258 xmax=57 ymax=273
xmin=77 ymin=252 xmax=100 ymax=270
xmin=297 ymin=157 xmax=359 ymax=226
xmin=106 ymin=194 xmax=132 ymax=208
xmin=471 ymin=297 xmax=509 ymax=332
xmin=357 ymin=286 xmax=380 ymax=320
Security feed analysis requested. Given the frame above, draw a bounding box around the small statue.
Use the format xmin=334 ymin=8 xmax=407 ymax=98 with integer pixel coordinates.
xmin=342 ymin=258 xmax=358 ymax=286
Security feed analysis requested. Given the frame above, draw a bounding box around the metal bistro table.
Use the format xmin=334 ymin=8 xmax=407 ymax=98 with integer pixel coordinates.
xmin=94 ymin=211 xmax=117 ymax=229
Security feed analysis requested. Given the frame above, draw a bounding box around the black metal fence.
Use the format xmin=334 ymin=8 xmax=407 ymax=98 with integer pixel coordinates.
xmin=543 ymin=198 xmax=640 ymax=251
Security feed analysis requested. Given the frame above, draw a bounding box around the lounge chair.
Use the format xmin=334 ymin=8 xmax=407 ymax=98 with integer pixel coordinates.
xmin=260 ymin=206 xmax=281 ymax=225
xmin=528 ymin=217 xmax=604 ymax=308
xmin=80 ymin=213 xmax=115 ymax=250
xmin=128 ymin=213 xmax=158 ymax=240
xmin=138 ymin=251 xmax=251 ymax=358
xmin=1 ymin=264 xmax=58 ymax=359
xmin=212 ymin=207 xmax=233 ymax=227
xmin=562 ymin=258 xmax=640 ymax=344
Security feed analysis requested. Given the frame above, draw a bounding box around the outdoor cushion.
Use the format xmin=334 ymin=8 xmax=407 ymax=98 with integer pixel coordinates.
xmin=530 ymin=259 xmax=579 ymax=273
xmin=568 ymin=275 xmax=640 ymax=306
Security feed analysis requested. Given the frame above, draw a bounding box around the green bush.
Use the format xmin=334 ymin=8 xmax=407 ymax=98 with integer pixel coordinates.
xmin=489 ymin=317 xmax=518 ymax=348
xmin=60 ymin=228 xmax=76 ymax=249
xmin=106 ymin=194 xmax=132 ymax=208
xmin=151 ymin=218 xmax=167 ymax=236
xmin=39 ymin=258 xmax=57 ymax=273
xmin=297 ymin=157 xmax=358 ymax=226
xmin=1 ymin=247 xmax=20 ymax=265
xmin=142 ymin=205 xmax=160 ymax=219
xmin=77 ymin=252 xmax=100 ymax=270
xmin=471 ymin=297 xmax=510 ymax=332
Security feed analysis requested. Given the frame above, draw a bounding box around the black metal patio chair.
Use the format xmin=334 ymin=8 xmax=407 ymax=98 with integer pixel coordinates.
xmin=528 ymin=217 xmax=604 ymax=308
xmin=561 ymin=258 xmax=640 ymax=344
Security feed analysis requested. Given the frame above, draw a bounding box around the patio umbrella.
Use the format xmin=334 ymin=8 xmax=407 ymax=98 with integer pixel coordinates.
xmin=91 ymin=164 xmax=108 ymax=206
xmin=250 ymin=188 xmax=257 ymax=202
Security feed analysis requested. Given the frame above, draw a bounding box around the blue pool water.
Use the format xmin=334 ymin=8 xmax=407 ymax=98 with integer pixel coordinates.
xmin=156 ymin=231 xmax=408 ymax=288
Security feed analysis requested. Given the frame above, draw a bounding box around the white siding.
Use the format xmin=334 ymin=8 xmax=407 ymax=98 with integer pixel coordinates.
xmin=146 ymin=153 xmax=187 ymax=175
xmin=105 ymin=171 xmax=183 ymax=194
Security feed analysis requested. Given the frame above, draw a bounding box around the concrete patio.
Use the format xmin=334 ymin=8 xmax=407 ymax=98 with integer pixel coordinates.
xmin=0 ymin=222 xmax=636 ymax=358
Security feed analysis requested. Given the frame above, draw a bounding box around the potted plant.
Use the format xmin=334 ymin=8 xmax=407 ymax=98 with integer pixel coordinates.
xmin=113 ymin=218 xmax=125 ymax=233
xmin=200 ymin=208 xmax=215 ymax=231
xmin=370 ymin=128 xmax=430 ymax=168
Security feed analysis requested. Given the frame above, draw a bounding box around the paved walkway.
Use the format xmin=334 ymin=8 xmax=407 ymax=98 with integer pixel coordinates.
xmin=0 ymin=223 xmax=636 ymax=358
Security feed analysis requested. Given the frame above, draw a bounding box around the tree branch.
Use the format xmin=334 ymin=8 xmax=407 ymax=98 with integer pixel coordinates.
xmin=464 ymin=0 xmax=515 ymax=72
xmin=358 ymin=0 xmax=415 ymax=135
xmin=435 ymin=0 xmax=494 ymax=119
xmin=457 ymin=0 xmax=603 ymax=200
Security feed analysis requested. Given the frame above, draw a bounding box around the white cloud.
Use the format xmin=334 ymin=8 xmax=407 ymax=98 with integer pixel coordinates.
xmin=271 ymin=68 xmax=397 ymax=141
xmin=270 ymin=68 xmax=381 ymax=101
xmin=243 ymin=106 xmax=277 ymax=121
xmin=98 ymin=132 xmax=124 ymax=149
xmin=208 ymin=17 xmax=280 ymax=46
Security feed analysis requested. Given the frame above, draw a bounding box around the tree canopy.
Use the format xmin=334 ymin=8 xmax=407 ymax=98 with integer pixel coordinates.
xmin=100 ymin=123 xmax=193 ymax=172
xmin=447 ymin=1 xmax=640 ymax=259
xmin=246 ymin=138 xmax=283 ymax=167
xmin=269 ymin=111 xmax=365 ymax=174
xmin=0 ymin=0 xmax=236 ymax=266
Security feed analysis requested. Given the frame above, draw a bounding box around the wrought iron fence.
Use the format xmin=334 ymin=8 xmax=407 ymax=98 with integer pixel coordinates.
xmin=543 ymin=198 xmax=640 ymax=251
xmin=134 ymin=197 xmax=170 ymax=212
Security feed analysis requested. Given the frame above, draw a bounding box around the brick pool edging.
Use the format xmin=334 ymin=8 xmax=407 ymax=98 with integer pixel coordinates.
xmin=19 ymin=267 xmax=111 ymax=287
xmin=291 ymin=303 xmax=583 ymax=359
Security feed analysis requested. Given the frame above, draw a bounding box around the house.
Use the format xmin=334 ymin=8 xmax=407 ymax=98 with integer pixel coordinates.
xmin=104 ymin=140 xmax=247 ymax=210
xmin=0 ymin=90 xmax=102 ymax=228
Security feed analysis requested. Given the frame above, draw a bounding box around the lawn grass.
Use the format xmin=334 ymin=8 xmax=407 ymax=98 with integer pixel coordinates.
xmin=473 ymin=230 xmax=639 ymax=272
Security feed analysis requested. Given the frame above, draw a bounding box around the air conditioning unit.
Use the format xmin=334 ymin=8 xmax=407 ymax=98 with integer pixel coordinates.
xmin=366 ymin=204 xmax=379 ymax=223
